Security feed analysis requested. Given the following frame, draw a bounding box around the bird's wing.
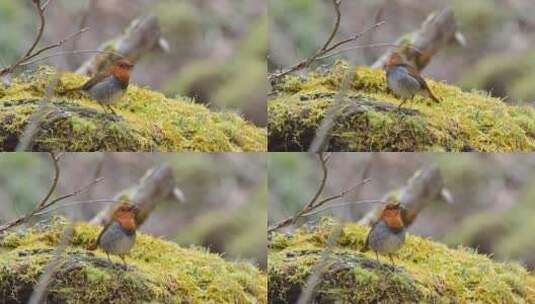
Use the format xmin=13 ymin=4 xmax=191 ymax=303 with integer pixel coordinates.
xmin=362 ymin=221 xmax=378 ymax=252
xmin=80 ymin=72 xmax=111 ymax=91
xmin=405 ymin=65 xmax=440 ymax=103
xmin=88 ymin=221 xmax=112 ymax=250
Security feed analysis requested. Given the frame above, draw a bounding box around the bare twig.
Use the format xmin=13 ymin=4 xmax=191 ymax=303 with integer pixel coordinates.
xmin=34 ymin=199 xmax=119 ymax=216
xmin=43 ymin=177 xmax=104 ymax=209
xmin=37 ymin=152 xmax=63 ymax=208
xmin=28 ymin=223 xmax=74 ymax=304
xmin=268 ymin=153 xmax=370 ymax=233
xmin=308 ymin=65 xmax=354 ymax=152
xmin=0 ymin=0 xmax=89 ymax=77
xmin=297 ymin=223 xmax=343 ymax=304
xmin=15 ymin=71 xmax=61 ymax=151
xmin=269 ymin=0 xmax=385 ymax=81
xmin=0 ymin=154 xmax=104 ymax=234
xmin=20 ymin=49 xmax=125 ymax=67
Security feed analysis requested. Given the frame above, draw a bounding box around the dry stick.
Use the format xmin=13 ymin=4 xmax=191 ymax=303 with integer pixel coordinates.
xmin=0 ymin=154 xmax=104 ymax=233
xmin=308 ymin=66 xmax=354 ymax=152
xmin=267 ymin=153 xmax=369 ymax=233
xmin=28 ymin=223 xmax=74 ymax=304
xmin=297 ymin=224 xmax=344 ymax=304
xmin=37 ymin=152 xmax=63 ymax=208
xmin=15 ymin=71 xmax=61 ymax=152
xmin=20 ymin=49 xmax=126 ymax=67
xmin=0 ymin=0 xmax=88 ymax=77
xmin=269 ymin=0 xmax=385 ymax=81
xmin=301 ymin=199 xmax=385 ymax=217
xmin=34 ymin=199 xmax=120 ymax=216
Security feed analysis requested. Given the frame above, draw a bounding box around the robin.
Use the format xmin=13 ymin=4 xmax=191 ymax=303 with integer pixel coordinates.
xmin=64 ymin=59 xmax=134 ymax=114
xmin=88 ymin=202 xmax=138 ymax=268
xmin=384 ymin=52 xmax=440 ymax=108
xmin=362 ymin=202 xmax=406 ymax=265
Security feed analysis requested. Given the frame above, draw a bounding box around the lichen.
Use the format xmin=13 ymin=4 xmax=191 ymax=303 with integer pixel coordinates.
xmin=0 ymin=66 xmax=266 ymax=151
xmin=268 ymin=61 xmax=535 ymax=151
xmin=268 ymin=218 xmax=535 ymax=303
xmin=0 ymin=218 xmax=267 ymax=303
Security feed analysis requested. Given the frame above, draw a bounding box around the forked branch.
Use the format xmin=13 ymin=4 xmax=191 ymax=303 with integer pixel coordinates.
xmin=269 ymin=0 xmax=385 ymax=81
xmin=268 ymin=153 xmax=370 ymax=233
xmin=0 ymin=0 xmax=88 ymax=77
xmin=0 ymin=153 xmax=103 ymax=233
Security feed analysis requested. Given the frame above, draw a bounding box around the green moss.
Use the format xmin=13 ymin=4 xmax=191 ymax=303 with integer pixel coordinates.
xmin=0 ymin=218 xmax=267 ymax=303
xmin=268 ymin=61 xmax=535 ymax=151
xmin=0 ymin=66 xmax=266 ymax=151
xmin=269 ymin=218 xmax=535 ymax=304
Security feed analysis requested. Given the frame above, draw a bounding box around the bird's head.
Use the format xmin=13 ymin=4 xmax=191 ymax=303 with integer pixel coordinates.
xmin=385 ymin=52 xmax=405 ymax=69
xmin=380 ymin=201 xmax=404 ymax=230
xmin=112 ymin=201 xmax=138 ymax=231
xmin=109 ymin=59 xmax=134 ymax=84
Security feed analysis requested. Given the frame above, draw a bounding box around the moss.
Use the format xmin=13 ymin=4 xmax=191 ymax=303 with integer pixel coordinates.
xmin=268 ymin=61 xmax=535 ymax=151
xmin=0 ymin=66 xmax=266 ymax=151
xmin=0 ymin=218 xmax=267 ymax=303
xmin=269 ymin=218 xmax=535 ymax=304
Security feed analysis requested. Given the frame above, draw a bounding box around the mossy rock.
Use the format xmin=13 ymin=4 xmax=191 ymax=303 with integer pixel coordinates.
xmin=0 ymin=218 xmax=267 ymax=303
xmin=268 ymin=62 xmax=535 ymax=151
xmin=268 ymin=218 xmax=535 ymax=303
xmin=0 ymin=66 xmax=266 ymax=151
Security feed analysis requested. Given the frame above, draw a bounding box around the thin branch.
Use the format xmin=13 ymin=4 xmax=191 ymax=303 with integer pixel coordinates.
xmin=268 ymin=154 xmax=370 ymax=233
xmin=303 ymin=153 xmax=330 ymax=210
xmin=37 ymin=152 xmax=63 ymax=208
xmin=0 ymin=158 xmax=104 ymax=234
xmin=43 ymin=177 xmax=104 ymax=209
xmin=22 ymin=27 xmax=89 ymax=63
xmin=308 ymin=66 xmax=354 ymax=152
xmin=320 ymin=0 xmax=342 ymax=52
xmin=0 ymin=0 xmax=88 ymax=77
xmin=34 ymin=199 xmax=119 ymax=216
xmin=23 ymin=0 xmax=47 ymax=59
xmin=268 ymin=0 xmax=385 ymax=81
xmin=28 ymin=222 xmax=73 ymax=304
xmin=15 ymin=71 xmax=61 ymax=151
xmin=301 ymin=199 xmax=385 ymax=217
xmin=19 ymin=49 xmax=125 ymax=67
xmin=297 ymin=223 xmax=343 ymax=304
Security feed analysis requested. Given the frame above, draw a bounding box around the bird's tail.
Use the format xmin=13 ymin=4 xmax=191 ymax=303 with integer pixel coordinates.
xmin=424 ymin=85 xmax=440 ymax=103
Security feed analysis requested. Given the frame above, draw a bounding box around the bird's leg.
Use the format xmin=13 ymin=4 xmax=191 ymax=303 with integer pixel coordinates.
xmin=397 ymin=99 xmax=407 ymax=111
xmin=375 ymin=251 xmax=379 ymax=263
xmin=120 ymin=255 xmax=128 ymax=269
xmin=106 ymin=253 xmax=112 ymax=264
xmin=389 ymin=254 xmax=395 ymax=266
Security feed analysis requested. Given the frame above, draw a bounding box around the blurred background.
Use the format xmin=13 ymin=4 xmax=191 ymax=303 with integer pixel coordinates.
xmin=0 ymin=0 xmax=267 ymax=125
xmin=0 ymin=153 xmax=267 ymax=269
xmin=269 ymin=153 xmax=535 ymax=271
xmin=269 ymin=0 xmax=535 ymax=105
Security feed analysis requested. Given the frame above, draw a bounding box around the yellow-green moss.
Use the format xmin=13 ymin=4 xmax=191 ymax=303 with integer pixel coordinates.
xmin=268 ymin=61 xmax=535 ymax=151
xmin=0 ymin=218 xmax=267 ymax=303
xmin=269 ymin=218 xmax=535 ymax=303
xmin=0 ymin=66 xmax=266 ymax=151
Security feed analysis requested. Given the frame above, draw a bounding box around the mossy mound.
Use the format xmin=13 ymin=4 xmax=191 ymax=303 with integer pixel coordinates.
xmin=0 ymin=66 xmax=266 ymax=151
xmin=268 ymin=62 xmax=535 ymax=151
xmin=269 ymin=218 xmax=535 ymax=303
xmin=0 ymin=218 xmax=267 ymax=303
